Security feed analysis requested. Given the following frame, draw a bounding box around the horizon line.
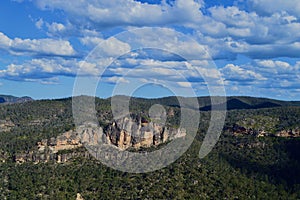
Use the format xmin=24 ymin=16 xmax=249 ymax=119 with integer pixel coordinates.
xmin=2 ymin=93 xmax=300 ymax=102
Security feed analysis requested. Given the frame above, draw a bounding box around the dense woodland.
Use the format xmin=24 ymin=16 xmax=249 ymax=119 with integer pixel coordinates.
xmin=0 ymin=96 xmax=300 ymax=199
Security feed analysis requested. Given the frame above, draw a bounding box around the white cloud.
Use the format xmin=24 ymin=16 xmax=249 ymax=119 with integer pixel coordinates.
xmin=221 ymin=64 xmax=266 ymax=82
xmin=106 ymin=76 xmax=129 ymax=84
xmin=0 ymin=32 xmax=12 ymax=47
xmin=192 ymin=6 xmax=300 ymax=59
xmin=0 ymin=55 xmax=209 ymax=90
xmin=220 ymin=59 xmax=300 ymax=95
xmin=34 ymin=0 xmax=204 ymax=29
xmin=249 ymin=0 xmax=300 ymax=17
xmin=106 ymin=55 xmax=222 ymax=88
xmin=5 ymin=0 xmax=300 ymax=97
xmin=120 ymin=28 xmax=210 ymax=60
xmin=35 ymin=18 xmax=44 ymax=29
xmin=100 ymin=37 xmax=131 ymax=57
xmin=12 ymin=0 xmax=299 ymax=61
xmin=209 ymin=6 xmax=256 ymax=28
xmin=11 ymin=0 xmax=300 ymax=61
xmin=47 ymin=22 xmax=66 ymax=34
xmin=0 ymin=58 xmax=74 ymax=80
xmin=0 ymin=32 xmax=76 ymax=57
xmin=4 ymin=46 xmax=298 ymax=96
xmin=177 ymin=81 xmax=192 ymax=88
xmin=80 ymin=36 xmax=104 ymax=47
xmin=255 ymin=60 xmax=296 ymax=74
xmin=77 ymin=60 xmax=100 ymax=75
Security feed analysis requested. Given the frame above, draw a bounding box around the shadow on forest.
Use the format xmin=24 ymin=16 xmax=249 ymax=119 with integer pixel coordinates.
xmin=219 ymin=139 xmax=300 ymax=188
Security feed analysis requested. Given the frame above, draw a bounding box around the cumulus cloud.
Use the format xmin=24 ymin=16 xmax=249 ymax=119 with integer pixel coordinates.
xmin=80 ymin=36 xmax=104 ymax=47
xmin=0 ymin=57 xmax=113 ymax=82
xmin=46 ymin=22 xmax=67 ymax=35
xmin=254 ymin=59 xmax=300 ymax=84
xmin=0 ymin=32 xmax=76 ymax=57
xmin=106 ymin=76 xmax=129 ymax=84
xmin=35 ymin=18 xmax=44 ymax=29
xmin=118 ymin=28 xmax=210 ymax=60
xmin=221 ymin=60 xmax=300 ymax=93
xmin=99 ymin=37 xmax=131 ymax=57
xmin=248 ymin=0 xmax=300 ymax=17
xmin=0 ymin=58 xmax=74 ymax=81
xmin=221 ymin=64 xmax=266 ymax=82
xmin=6 ymin=0 xmax=300 ymax=98
xmin=256 ymin=60 xmax=294 ymax=73
xmin=209 ymin=6 xmax=256 ymax=28
xmin=0 ymin=51 xmax=220 ymax=90
xmin=193 ymin=5 xmax=300 ymax=59
xmin=32 ymin=0 xmax=203 ymax=29
xmin=15 ymin=0 xmax=300 ymax=60
xmin=11 ymin=0 xmax=300 ymax=61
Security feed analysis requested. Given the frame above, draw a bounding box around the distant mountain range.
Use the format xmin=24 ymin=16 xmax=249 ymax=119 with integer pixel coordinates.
xmin=0 ymin=95 xmax=33 ymax=104
xmin=199 ymin=96 xmax=300 ymax=111
xmin=126 ymin=95 xmax=300 ymax=111
xmin=1 ymin=94 xmax=300 ymax=110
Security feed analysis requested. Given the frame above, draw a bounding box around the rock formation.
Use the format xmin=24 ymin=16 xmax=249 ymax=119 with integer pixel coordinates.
xmin=275 ymin=128 xmax=300 ymax=137
xmin=228 ymin=124 xmax=264 ymax=137
xmin=76 ymin=193 xmax=85 ymax=200
xmin=0 ymin=120 xmax=14 ymax=132
xmin=14 ymin=116 xmax=186 ymax=164
xmin=14 ymin=131 xmax=89 ymax=164
xmin=101 ymin=115 xmax=186 ymax=150
xmin=228 ymin=124 xmax=300 ymax=138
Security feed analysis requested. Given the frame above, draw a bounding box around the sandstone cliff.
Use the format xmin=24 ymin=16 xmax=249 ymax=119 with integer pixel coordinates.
xmin=14 ymin=116 xmax=186 ymax=164
xmin=101 ymin=115 xmax=186 ymax=150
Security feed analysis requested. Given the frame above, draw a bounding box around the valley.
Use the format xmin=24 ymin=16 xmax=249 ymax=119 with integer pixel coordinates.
xmin=0 ymin=95 xmax=300 ymax=199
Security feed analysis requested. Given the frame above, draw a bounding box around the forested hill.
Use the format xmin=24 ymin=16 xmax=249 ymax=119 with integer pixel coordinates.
xmin=1 ymin=94 xmax=299 ymax=109
xmin=116 ymin=95 xmax=300 ymax=110
xmin=0 ymin=95 xmax=300 ymax=199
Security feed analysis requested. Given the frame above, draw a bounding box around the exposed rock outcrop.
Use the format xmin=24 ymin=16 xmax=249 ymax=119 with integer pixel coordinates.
xmin=228 ymin=124 xmax=267 ymax=137
xmin=42 ymin=130 xmax=82 ymax=153
xmin=102 ymin=116 xmax=186 ymax=150
xmin=15 ymin=131 xmax=89 ymax=164
xmin=76 ymin=193 xmax=85 ymax=200
xmin=0 ymin=120 xmax=14 ymax=132
xmin=275 ymin=129 xmax=300 ymax=137
xmin=228 ymin=124 xmax=300 ymax=138
xmin=14 ymin=116 xmax=186 ymax=164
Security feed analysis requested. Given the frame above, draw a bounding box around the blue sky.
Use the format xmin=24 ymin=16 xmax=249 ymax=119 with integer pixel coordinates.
xmin=0 ymin=0 xmax=300 ymax=100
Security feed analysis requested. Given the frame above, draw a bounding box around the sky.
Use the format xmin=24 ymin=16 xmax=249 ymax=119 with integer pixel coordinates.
xmin=0 ymin=0 xmax=300 ymax=100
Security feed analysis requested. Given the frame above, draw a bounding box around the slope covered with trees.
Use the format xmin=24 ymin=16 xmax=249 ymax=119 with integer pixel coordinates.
xmin=0 ymin=96 xmax=299 ymax=199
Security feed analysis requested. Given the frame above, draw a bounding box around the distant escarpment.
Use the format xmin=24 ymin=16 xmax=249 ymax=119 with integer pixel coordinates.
xmin=14 ymin=116 xmax=186 ymax=164
xmin=0 ymin=95 xmax=33 ymax=104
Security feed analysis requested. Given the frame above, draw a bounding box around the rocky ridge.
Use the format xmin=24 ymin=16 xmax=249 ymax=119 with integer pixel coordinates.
xmin=14 ymin=116 xmax=186 ymax=164
xmin=102 ymin=115 xmax=186 ymax=150
xmin=228 ymin=124 xmax=300 ymax=138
